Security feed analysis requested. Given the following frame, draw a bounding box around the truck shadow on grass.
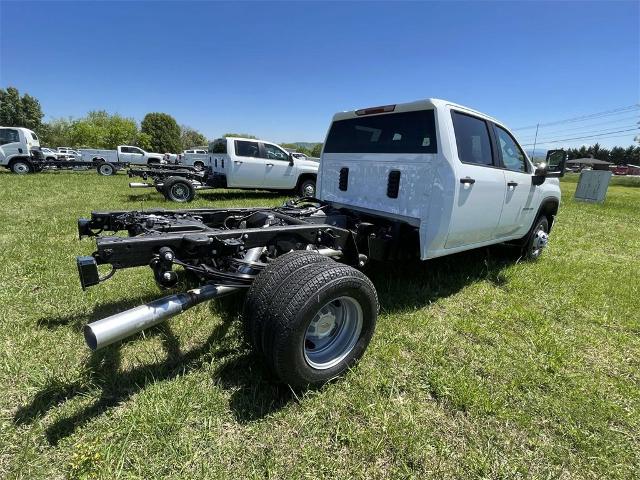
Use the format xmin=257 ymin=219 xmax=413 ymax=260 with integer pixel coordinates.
xmin=15 ymin=246 xmax=519 ymax=446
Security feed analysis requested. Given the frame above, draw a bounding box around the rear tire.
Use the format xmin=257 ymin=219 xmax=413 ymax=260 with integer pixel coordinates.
xmin=194 ymin=161 xmax=205 ymax=171
xmin=11 ymin=160 xmax=31 ymax=174
xmin=163 ymin=176 xmax=195 ymax=202
xmin=259 ymin=261 xmax=378 ymax=388
xmin=243 ymin=251 xmax=332 ymax=354
xmin=97 ymin=162 xmax=116 ymax=176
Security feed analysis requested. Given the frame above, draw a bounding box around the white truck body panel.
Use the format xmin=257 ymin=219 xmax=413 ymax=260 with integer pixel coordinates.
xmin=0 ymin=126 xmax=40 ymax=166
xmin=80 ymin=146 xmax=164 ymax=164
xmin=318 ymin=99 xmax=561 ymax=260
xmin=208 ymin=137 xmax=319 ymax=190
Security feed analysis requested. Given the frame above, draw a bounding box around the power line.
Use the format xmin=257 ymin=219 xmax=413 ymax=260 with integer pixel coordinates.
xmin=516 ymin=114 xmax=640 ymax=141
xmin=513 ymin=105 xmax=640 ymax=131
xmin=521 ymin=124 xmax=638 ymax=144
xmin=520 ymin=128 xmax=638 ymax=146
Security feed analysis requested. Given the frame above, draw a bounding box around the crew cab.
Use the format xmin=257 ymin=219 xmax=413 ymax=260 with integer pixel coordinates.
xmin=208 ymin=137 xmax=319 ymax=197
xmin=80 ymin=145 xmax=164 ymax=165
xmin=75 ymin=99 xmax=565 ymax=388
xmin=0 ymin=126 xmax=42 ymax=173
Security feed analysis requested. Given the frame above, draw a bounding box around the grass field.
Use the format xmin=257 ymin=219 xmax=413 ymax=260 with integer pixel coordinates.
xmin=1 ymin=170 xmax=638 ymax=479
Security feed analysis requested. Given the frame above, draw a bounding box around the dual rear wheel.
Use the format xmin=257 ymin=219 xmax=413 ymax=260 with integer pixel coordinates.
xmin=243 ymin=251 xmax=378 ymax=388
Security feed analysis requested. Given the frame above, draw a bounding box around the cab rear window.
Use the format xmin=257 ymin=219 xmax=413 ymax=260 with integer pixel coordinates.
xmin=324 ymin=110 xmax=437 ymax=154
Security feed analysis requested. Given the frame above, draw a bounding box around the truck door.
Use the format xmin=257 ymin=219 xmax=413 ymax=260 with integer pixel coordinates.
xmin=261 ymin=142 xmax=295 ymax=189
xmin=129 ymin=147 xmax=146 ymax=164
xmin=230 ymin=140 xmax=265 ymax=188
xmin=118 ymin=146 xmax=133 ymax=163
xmin=444 ymin=111 xmax=506 ymax=249
xmin=0 ymin=128 xmax=22 ymax=164
xmin=492 ymin=124 xmax=538 ymax=239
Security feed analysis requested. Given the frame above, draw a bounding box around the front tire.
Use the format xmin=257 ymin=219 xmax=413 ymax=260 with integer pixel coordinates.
xmin=524 ymin=216 xmax=549 ymax=260
xmin=11 ymin=160 xmax=32 ymax=174
xmin=298 ymin=178 xmax=316 ymax=197
xmin=258 ymin=261 xmax=378 ymax=388
xmin=163 ymin=176 xmax=195 ymax=202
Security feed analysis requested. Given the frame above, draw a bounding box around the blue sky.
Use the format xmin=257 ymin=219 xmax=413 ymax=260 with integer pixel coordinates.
xmin=1 ymin=1 xmax=638 ymax=148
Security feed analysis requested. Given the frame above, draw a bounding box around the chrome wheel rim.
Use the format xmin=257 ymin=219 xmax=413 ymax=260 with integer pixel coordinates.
xmin=99 ymin=164 xmax=113 ymax=175
xmin=171 ymin=183 xmax=189 ymax=201
xmin=531 ymin=225 xmax=548 ymax=258
xmin=303 ymin=183 xmax=315 ymax=197
xmin=304 ymin=296 xmax=363 ymax=370
xmin=13 ymin=162 xmax=29 ymax=174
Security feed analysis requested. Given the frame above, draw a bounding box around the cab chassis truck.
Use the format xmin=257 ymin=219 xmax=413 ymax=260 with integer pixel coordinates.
xmin=127 ymin=164 xmax=219 ymax=202
xmin=76 ymin=99 xmax=566 ymax=388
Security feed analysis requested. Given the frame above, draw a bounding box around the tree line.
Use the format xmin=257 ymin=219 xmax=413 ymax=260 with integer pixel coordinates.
xmin=1 ymin=87 xmax=206 ymax=153
xmin=565 ymin=143 xmax=640 ymax=166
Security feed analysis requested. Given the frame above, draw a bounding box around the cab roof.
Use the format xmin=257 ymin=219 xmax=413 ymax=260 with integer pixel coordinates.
xmin=331 ymin=98 xmax=503 ymax=126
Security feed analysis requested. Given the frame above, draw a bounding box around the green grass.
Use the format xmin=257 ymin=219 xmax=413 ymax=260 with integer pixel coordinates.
xmin=1 ymin=170 xmax=638 ymax=479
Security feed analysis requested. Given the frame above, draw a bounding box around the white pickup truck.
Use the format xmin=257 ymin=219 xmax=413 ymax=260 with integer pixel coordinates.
xmin=208 ymin=137 xmax=320 ymax=197
xmin=180 ymin=148 xmax=209 ymax=170
xmin=80 ymin=145 xmax=164 ymax=165
xmin=76 ymin=98 xmax=566 ymax=388
xmin=0 ymin=126 xmax=42 ymax=173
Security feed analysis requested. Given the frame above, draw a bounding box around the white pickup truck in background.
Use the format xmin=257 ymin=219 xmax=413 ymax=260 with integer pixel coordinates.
xmin=180 ymin=148 xmax=209 ymax=170
xmin=209 ymin=137 xmax=319 ymax=197
xmin=80 ymin=145 xmax=165 ymax=165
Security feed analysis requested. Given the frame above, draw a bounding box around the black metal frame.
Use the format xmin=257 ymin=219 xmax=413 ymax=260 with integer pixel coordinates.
xmin=76 ymin=199 xmax=422 ymax=291
xmin=127 ymin=165 xmax=228 ymax=189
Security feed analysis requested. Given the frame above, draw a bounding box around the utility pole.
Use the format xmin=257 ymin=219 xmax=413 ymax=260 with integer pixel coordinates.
xmin=531 ymin=123 xmax=540 ymax=162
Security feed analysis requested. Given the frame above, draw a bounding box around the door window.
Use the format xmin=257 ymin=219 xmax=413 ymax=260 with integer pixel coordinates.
xmin=451 ymin=111 xmax=494 ymax=166
xmin=0 ymin=129 xmax=20 ymax=145
xmin=120 ymin=147 xmax=132 ymax=153
xmin=494 ymin=125 xmax=528 ymax=172
xmin=131 ymin=147 xmax=144 ymax=155
xmin=263 ymin=144 xmax=289 ymax=161
xmin=235 ymin=140 xmax=259 ymax=157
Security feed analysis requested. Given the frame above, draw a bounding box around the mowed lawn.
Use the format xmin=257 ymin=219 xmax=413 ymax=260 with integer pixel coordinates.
xmin=0 ymin=170 xmax=638 ymax=479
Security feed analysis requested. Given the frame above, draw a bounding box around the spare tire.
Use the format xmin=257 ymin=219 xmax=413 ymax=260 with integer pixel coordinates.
xmin=163 ymin=176 xmax=196 ymax=202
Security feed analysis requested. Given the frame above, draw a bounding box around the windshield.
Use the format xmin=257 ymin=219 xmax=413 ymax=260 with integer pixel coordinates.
xmin=324 ymin=109 xmax=437 ymax=154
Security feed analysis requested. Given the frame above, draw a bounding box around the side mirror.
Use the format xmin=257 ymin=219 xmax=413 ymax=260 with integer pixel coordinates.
xmin=532 ymin=163 xmax=548 ymax=186
xmin=545 ymin=149 xmax=567 ymax=177
xmin=289 ymin=153 xmax=294 ymax=166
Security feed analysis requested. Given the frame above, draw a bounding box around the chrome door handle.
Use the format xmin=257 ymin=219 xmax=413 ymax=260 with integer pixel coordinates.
xmin=507 ymin=181 xmax=518 ymax=187
xmin=460 ymin=177 xmax=475 ymax=185
xmin=234 ymin=160 xmax=243 ymax=164
xmin=266 ymin=163 xmax=274 ymax=167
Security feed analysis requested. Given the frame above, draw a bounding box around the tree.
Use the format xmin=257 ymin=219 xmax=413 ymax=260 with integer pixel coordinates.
xmin=180 ymin=125 xmax=207 ymax=150
xmin=39 ymin=117 xmax=74 ymax=147
xmin=609 ymin=147 xmax=626 ymax=165
xmin=135 ymin=132 xmax=153 ymax=151
xmin=223 ymin=133 xmax=257 ymax=139
xmin=141 ymin=113 xmax=181 ymax=153
xmin=0 ymin=86 xmax=44 ymax=130
xmin=310 ymin=143 xmax=323 ymax=157
xmin=68 ymin=111 xmax=138 ymax=149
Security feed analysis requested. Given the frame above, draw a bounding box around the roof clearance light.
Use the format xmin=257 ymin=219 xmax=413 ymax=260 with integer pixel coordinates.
xmin=355 ymin=104 xmax=396 ymax=116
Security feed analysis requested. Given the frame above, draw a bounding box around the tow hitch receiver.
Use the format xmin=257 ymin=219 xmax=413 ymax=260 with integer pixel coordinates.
xmin=77 ymin=256 xmax=100 ymax=291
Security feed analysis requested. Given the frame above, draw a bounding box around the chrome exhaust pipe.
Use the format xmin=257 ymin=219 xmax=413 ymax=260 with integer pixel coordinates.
xmin=84 ymin=285 xmax=239 ymax=350
xmin=129 ymin=182 xmax=153 ymax=188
